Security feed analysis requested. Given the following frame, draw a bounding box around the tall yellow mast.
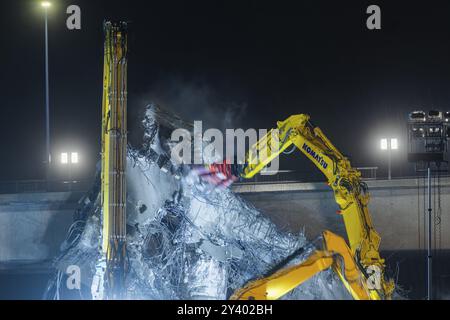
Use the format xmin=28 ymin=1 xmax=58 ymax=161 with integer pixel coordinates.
xmin=100 ymin=21 xmax=128 ymax=299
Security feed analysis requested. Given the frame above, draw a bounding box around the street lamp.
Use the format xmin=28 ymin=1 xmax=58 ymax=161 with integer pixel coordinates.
xmin=61 ymin=152 xmax=79 ymax=190
xmin=380 ymin=138 xmax=398 ymax=180
xmin=61 ymin=152 xmax=68 ymax=164
xmin=71 ymin=152 xmax=79 ymax=164
xmin=61 ymin=152 xmax=79 ymax=165
xmin=41 ymin=2 xmax=51 ymax=180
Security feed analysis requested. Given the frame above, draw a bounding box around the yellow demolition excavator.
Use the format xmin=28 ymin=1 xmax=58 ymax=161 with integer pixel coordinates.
xmin=215 ymin=114 xmax=395 ymax=300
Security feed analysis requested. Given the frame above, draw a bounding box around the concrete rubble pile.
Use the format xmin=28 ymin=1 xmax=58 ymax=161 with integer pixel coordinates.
xmin=44 ymin=104 xmax=350 ymax=300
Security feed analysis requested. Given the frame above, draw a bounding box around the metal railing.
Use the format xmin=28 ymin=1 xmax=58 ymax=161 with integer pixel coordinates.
xmin=356 ymin=167 xmax=378 ymax=180
xmin=0 ymin=179 xmax=92 ymax=195
xmin=238 ymin=167 xmax=379 ymax=184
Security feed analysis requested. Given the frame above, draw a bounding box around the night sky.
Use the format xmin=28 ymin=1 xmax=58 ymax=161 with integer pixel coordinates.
xmin=1 ymin=0 xmax=450 ymax=181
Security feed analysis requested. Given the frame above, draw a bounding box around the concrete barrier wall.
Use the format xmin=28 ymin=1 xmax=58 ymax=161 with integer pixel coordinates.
xmin=234 ymin=178 xmax=450 ymax=251
xmin=0 ymin=178 xmax=448 ymax=298
xmin=0 ymin=192 xmax=82 ymax=265
xmin=1 ymin=178 xmax=448 ymax=263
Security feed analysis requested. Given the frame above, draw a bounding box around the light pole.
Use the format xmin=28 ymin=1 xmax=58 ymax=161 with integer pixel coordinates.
xmin=427 ymin=165 xmax=432 ymax=300
xmin=41 ymin=2 xmax=51 ymax=180
xmin=380 ymin=138 xmax=398 ymax=180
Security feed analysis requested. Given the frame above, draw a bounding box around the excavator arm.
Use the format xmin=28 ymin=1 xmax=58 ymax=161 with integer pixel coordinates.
xmin=230 ymin=114 xmax=394 ymax=299
xmin=231 ymin=231 xmax=379 ymax=300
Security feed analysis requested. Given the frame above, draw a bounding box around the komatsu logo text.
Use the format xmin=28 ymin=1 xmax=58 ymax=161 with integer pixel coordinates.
xmin=302 ymin=143 xmax=328 ymax=169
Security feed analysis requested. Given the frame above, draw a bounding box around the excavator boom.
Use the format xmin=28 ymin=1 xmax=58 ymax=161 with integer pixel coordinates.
xmin=232 ymin=114 xmax=394 ymax=300
xmin=99 ymin=21 xmax=129 ymax=299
